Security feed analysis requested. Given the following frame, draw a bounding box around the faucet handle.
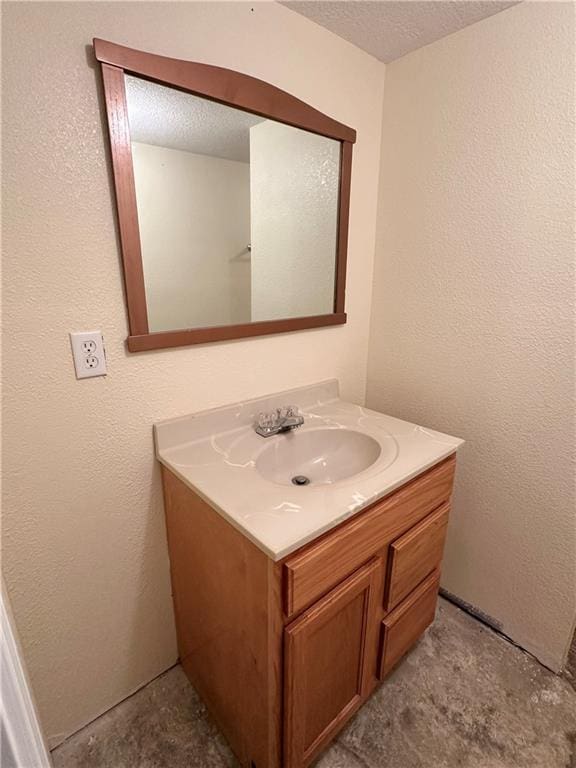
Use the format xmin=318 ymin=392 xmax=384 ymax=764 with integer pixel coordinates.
xmin=257 ymin=411 xmax=275 ymax=430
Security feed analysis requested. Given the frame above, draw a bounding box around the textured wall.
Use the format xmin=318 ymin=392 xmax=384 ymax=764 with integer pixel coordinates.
xmin=2 ymin=1 xmax=385 ymax=745
xmin=132 ymin=143 xmax=251 ymax=330
xmin=250 ymin=120 xmax=339 ymax=320
xmin=367 ymin=1 xmax=575 ymax=671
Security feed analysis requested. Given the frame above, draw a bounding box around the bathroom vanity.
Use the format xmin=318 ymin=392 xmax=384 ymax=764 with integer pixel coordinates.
xmin=155 ymin=382 xmax=463 ymax=768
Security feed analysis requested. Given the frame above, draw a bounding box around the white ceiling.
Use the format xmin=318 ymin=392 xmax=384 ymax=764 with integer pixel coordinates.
xmin=282 ymin=0 xmax=520 ymax=63
xmin=125 ymin=75 xmax=263 ymax=162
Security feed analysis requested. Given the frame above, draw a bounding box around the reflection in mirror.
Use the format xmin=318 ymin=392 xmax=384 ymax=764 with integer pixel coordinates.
xmin=124 ymin=75 xmax=341 ymax=332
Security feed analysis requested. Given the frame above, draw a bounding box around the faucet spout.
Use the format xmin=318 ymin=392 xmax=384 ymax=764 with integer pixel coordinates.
xmin=278 ymin=415 xmax=305 ymax=433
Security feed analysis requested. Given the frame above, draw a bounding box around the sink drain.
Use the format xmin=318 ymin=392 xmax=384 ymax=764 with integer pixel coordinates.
xmin=291 ymin=475 xmax=310 ymax=486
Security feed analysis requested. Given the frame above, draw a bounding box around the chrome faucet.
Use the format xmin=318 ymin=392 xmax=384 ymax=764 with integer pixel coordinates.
xmin=254 ymin=406 xmax=304 ymax=438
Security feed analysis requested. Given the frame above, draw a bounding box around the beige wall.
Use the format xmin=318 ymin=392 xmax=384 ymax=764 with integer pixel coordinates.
xmin=367 ymin=1 xmax=575 ymax=671
xmin=2 ymin=1 xmax=385 ymax=746
xmin=132 ymin=142 xmax=251 ymax=330
xmin=250 ymin=120 xmax=339 ymax=320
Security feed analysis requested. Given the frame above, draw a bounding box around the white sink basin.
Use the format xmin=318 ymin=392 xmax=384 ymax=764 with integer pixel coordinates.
xmin=154 ymin=380 xmax=464 ymax=559
xmin=255 ymin=428 xmax=382 ymax=486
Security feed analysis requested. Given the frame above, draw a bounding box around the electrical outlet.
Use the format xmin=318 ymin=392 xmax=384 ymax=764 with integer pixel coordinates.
xmin=70 ymin=331 xmax=107 ymax=379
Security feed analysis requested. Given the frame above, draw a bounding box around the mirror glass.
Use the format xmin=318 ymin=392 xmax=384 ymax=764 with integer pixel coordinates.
xmin=124 ymin=75 xmax=341 ymax=332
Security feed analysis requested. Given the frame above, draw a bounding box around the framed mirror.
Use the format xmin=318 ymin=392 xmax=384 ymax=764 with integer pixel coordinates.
xmin=94 ymin=39 xmax=355 ymax=351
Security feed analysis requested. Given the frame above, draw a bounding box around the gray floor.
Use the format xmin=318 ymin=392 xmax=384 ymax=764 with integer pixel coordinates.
xmin=52 ymin=598 xmax=576 ymax=768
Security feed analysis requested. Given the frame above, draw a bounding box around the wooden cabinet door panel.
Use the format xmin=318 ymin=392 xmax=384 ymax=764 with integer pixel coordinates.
xmin=379 ymin=569 xmax=440 ymax=679
xmin=284 ymin=558 xmax=382 ymax=768
xmin=385 ymin=502 xmax=449 ymax=611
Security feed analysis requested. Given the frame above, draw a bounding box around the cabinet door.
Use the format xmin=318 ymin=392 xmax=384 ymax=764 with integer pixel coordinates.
xmin=284 ymin=558 xmax=382 ymax=768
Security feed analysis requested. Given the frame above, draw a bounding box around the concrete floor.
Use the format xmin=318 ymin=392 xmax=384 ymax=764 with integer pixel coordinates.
xmin=52 ymin=598 xmax=576 ymax=768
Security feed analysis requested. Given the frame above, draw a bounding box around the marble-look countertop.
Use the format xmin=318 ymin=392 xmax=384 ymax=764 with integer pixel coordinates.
xmin=154 ymin=380 xmax=464 ymax=561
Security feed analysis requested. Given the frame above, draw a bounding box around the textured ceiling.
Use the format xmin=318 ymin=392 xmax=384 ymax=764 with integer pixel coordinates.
xmin=125 ymin=75 xmax=263 ymax=162
xmin=282 ymin=1 xmax=520 ymax=63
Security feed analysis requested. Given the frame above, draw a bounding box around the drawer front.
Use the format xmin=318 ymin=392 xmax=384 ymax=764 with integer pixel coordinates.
xmin=379 ymin=569 xmax=440 ymax=679
xmin=283 ymin=456 xmax=455 ymax=618
xmin=385 ymin=502 xmax=449 ymax=612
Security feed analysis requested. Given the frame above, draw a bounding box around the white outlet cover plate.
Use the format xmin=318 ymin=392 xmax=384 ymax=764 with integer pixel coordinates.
xmin=70 ymin=331 xmax=107 ymax=379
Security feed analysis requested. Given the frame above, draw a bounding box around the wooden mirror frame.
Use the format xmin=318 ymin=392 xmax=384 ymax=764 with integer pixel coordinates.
xmin=94 ymin=39 xmax=356 ymax=352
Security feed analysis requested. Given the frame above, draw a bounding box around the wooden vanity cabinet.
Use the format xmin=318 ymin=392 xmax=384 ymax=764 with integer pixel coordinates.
xmin=161 ymin=454 xmax=457 ymax=768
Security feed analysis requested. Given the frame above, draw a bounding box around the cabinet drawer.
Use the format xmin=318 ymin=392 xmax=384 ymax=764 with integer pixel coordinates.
xmin=379 ymin=569 xmax=440 ymax=679
xmin=283 ymin=456 xmax=455 ymax=618
xmin=385 ymin=502 xmax=449 ymax=612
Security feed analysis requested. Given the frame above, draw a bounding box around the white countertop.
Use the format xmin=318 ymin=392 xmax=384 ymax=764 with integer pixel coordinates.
xmin=154 ymin=381 xmax=464 ymax=561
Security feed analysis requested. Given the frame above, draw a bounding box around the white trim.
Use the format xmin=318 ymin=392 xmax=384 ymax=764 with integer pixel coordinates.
xmin=1 ymin=583 xmax=52 ymax=768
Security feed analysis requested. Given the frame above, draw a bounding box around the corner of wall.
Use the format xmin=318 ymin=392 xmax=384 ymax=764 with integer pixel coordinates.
xmin=360 ymin=61 xmax=387 ymax=408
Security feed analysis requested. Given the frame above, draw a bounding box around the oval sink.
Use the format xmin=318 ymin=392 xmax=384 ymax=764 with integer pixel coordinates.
xmin=255 ymin=428 xmax=382 ymax=486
